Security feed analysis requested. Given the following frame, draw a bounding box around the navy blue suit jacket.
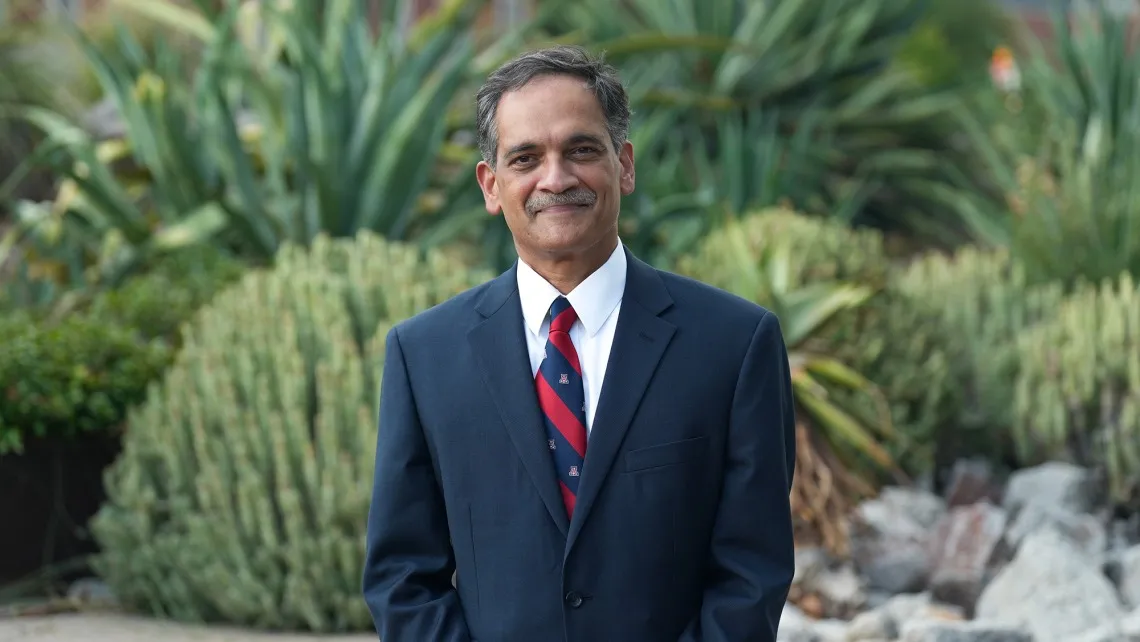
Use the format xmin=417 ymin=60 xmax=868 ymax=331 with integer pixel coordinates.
xmin=362 ymin=247 xmax=796 ymax=642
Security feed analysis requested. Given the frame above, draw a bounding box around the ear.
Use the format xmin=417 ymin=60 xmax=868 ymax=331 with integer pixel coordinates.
xmin=476 ymin=161 xmax=502 ymax=215
xmin=618 ymin=140 xmax=635 ymax=196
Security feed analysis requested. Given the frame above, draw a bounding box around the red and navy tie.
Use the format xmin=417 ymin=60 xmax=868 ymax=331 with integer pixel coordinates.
xmin=535 ymin=296 xmax=588 ymax=518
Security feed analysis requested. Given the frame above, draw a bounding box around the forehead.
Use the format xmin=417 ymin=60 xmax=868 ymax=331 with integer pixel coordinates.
xmin=495 ymin=74 xmax=608 ymax=150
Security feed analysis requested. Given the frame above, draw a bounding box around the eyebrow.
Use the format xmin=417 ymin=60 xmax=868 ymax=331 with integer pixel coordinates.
xmin=503 ymin=133 xmax=608 ymax=159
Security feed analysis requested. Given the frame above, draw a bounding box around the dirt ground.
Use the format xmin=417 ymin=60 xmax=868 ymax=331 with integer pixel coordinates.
xmin=0 ymin=613 xmax=378 ymax=642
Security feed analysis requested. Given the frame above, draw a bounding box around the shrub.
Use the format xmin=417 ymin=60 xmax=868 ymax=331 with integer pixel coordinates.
xmin=675 ymin=208 xmax=949 ymax=476
xmin=673 ymin=207 xmax=893 ymax=294
xmin=90 ymin=232 xmax=491 ymax=632
xmin=0 ymin=311 xmax=171 ymax=453
xmin=0 ymin=247 xmax=243 ymax=453
xmin=891 ymin=246 xmax=1064 ymax=465
xmin=1012 ymin=272 xmax=1140 ymax=507
xmin=88 ymin=246 xmax=247 ymax=342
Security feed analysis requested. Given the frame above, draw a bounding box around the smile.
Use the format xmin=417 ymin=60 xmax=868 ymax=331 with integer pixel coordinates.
xmin=538 ymin=204 xmax=590 ymax=215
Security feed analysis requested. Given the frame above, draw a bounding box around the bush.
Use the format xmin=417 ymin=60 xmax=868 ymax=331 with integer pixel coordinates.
xmin=0 ymin=248 xmax=244 ymax=453
xmin=675 ymin=208 xmax=950 ymax=476
xmin=90 ymin=232 xmax=492 ymax=632
xmin=673 ymin=207 xmax=893 ymax=294
xmin=1013 ymin=272 xmax=1140 ymax=507
xmin=891 ymin=246 xmax=1065 ymax=465
xmin=0 ymin=312 xmax=171 ymax=453
xmin=88 ymin=246 xmax=247 ymax=343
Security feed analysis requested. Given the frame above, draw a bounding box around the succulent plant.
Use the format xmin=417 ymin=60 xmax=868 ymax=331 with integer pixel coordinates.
xmin=90 ymin=231 xmax=491 ymax=631
xmin=1013 ymin=271 xmax=1140 ymax=507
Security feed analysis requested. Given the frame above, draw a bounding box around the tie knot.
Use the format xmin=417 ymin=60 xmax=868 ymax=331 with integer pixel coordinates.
xmin=549 ymin=296 xmax=578 ymax=333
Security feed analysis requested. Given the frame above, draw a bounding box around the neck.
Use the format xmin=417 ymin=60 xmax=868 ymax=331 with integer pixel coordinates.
xmin=521 ymin=236 xmax=618 ymax=294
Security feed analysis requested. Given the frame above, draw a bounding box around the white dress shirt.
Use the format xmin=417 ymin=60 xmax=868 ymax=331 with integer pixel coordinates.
xmin=516 ymin=241 xmax=627 ymax=437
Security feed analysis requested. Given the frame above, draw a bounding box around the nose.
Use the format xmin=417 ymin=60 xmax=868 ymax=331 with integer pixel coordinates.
xmin=535 ymin=157 xmax=580 ymax=194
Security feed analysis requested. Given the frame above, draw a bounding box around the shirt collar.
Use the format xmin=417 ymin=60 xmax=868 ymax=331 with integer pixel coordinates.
xmin=517 ymin=240 xmax=627 ymax=338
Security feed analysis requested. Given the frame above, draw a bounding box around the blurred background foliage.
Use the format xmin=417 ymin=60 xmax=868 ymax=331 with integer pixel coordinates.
xmin=3 ymin=0 xmax=1140 ymax=628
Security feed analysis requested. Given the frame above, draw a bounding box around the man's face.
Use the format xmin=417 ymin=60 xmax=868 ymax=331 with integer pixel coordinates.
xmin=476 ymin=74 xmax=635 ymax=263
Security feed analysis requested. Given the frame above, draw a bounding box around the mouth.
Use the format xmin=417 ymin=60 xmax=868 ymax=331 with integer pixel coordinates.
xmin=537 ymin=203 xmax=591 ymax=215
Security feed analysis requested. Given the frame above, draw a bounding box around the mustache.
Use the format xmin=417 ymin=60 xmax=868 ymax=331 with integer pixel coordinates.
xmin=526 ymin=188 xmax=596 ymax=216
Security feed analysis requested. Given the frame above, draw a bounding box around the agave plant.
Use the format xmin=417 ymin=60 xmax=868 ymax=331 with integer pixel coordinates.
xmin=961 ymin=1 xmax=1140 ymax=288
xmin=531 ymin=0 xmax=1007 ymax=247
xmin=721 ymin=219 xmax=904 ymax=555
xmin=4 ymin=0 xmax=494 ymax=293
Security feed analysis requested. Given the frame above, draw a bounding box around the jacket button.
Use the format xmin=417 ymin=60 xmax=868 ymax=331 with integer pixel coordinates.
xmin=565 ymin=591 xmax=583 ymax=608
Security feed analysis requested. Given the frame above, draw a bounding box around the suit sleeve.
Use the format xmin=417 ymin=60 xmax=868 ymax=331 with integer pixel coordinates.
xmin=362 ymin=325 xmax=472 ymax=642
xmin=678 ymin=310 xmax=797 ymax=642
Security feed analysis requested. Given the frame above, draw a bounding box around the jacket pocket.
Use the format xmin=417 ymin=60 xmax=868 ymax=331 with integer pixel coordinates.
xmin=623 ymin=435 xmax=709 ymax=473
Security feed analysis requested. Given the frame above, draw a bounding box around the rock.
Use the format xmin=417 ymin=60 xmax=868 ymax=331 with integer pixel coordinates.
xmin=975 ymin=526 xmax=1126 ymax=642
xmin=790 ymin=548 xmax=865 ymax=619
xmin=943 ymin=459 xmax=1002 ymax=508
xmin=863 ymin=590 xmax=894 ymax=610
xmin=790 ymin=547 xmax=832 ymax=618
xmin=927 ymin=501 xmax=1008 ymax=614
xmin=777 ymin=623 xmax=818 ymax=642
xmin=1005 ymin=500 xmax=1107 ymax=559
xmin=1068 ymin=605 xmax=1140 ymax=642
xmin=66 ymin=577 xmax=118 ymax=607
xmin=1117 ymin=545 xmax=1140 ymax=608
xmin=879 ymin=486 xmax=950 ymax=528
xmin=881 ymin=592 xmax=965 ymax=628
xmin=814 ymin=564 xmax=867 ymax=619
xmin=879 ymin=592 xmax=933 ymax=626
xmin=1002 ymin=462 xmax=1095 ymax=516
xmin=846 ymin=609 xmax=893 ymax=640
xmin=899 ymin=618 xmax=1033 ymax=642
xmin=814 ymin=619 xmax=849 ymax=642
xmin=840 ymin=592 xmax=966 ymax=642
xmin=778 ymin=604 xmax=818 ymax=642
xmin=798 ymin=593 xmax=826 ymax=620
xmin=795 ymin=547 xmax=831 ymax=584
xmin=851 ymin=488 xmax=946 ymax=594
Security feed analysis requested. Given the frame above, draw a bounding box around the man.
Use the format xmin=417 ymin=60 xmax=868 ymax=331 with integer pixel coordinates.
xmin=362 ymin=45 xmax=796 ymax=642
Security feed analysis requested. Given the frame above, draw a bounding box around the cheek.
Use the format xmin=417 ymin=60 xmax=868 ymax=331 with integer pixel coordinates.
xmin=504 ymin=178 xmax=537 ymax=208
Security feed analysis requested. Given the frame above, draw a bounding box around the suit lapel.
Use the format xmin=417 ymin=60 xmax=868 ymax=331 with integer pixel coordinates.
xmin=567 ymin=250 xmax=676 ymax=551
xmin=468 ymin=266 xmax=570 ymax=536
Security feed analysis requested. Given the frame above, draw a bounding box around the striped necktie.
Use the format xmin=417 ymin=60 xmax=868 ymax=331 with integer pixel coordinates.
xmin=534 ymin=296 xmax=588 ymax=518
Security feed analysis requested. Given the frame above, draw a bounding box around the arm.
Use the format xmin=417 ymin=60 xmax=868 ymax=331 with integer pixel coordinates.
xmin=679 ymin=310 xmax=797 ymax=642
xmin=362 ymin=325 xmax=472 ymax=642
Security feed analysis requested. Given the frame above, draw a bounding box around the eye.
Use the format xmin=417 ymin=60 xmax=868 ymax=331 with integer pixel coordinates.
xmin=570 ymin=146 xmax=599 ymax=157
xmin=509 ymin=154 xmax=536 ymax=167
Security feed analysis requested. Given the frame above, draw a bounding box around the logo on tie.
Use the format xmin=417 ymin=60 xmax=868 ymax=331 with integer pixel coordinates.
xmin=559 ymin=373 xmax=569 ymax=384
xmin=548 ymin=439 xmax=556 ymax=450
xmin=568 ymin=466 xmax=580 ymax=477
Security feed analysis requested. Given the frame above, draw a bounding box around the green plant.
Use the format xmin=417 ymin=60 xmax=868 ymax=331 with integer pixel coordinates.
xmin=673 ymin=206 xmax=892 ymax=291
xmin=962 ymin=2 xmax=1140 ymax=287
xmin=0 ymin=311 xmax=170 ymax=454
xmin=893 ymin=0 xmax=1012 ymax=91
xmin=678 ymin=210 xmax=903 ymax=555
xmin=533 ymin=0 xmax=1007 ymax=247
xmin=0 ymin=18 xmax=91 ymax=214
xmin=85 ymin=244 xmax=246 ymax=340
xmin=475 ymin=106 xmax=833 ymax=272
xmin=1013 ymin=271 xmax=1140 ymax=507
xmin=90 ymin=232 xmax=491 ymax=632
xmin=674 ymin=209 xmax=950 ymax=474
xmin=8 ymin=0 xmax=492 ymax=289
xmin=889 ymin=246 xmax=1065 ymax=463
xmin=0 ymin=246 xmax=243 ymax=454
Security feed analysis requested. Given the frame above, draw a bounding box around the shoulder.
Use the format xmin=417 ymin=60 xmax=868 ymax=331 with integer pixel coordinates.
xmin=387 ymin=278 xmax=497 ymax=346
xmin=655 ymin=268 xmax=775 ymax=332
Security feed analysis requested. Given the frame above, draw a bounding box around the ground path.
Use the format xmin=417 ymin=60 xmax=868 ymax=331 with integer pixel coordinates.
xmin=0 ymin=612 xmax=377 ymax=642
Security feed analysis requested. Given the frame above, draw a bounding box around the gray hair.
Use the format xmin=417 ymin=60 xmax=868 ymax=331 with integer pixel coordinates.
xmin=475 ymin=45 xmax=631 ymax=168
